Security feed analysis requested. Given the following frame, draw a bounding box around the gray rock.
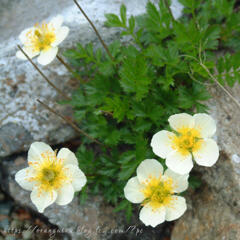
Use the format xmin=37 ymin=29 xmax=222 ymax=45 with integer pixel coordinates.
xmin=0 ymin=0 xmax=182 ymax=157
xmin=171 ymin=85 xmax=240 ymax=240
xmin=0 ymin=123 xmax=33 ymax=157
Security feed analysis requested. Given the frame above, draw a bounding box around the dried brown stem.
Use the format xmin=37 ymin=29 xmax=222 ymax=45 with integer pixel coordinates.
xmin=17 ymin=45 xmax=70 ymax=101
xmin=57 ymin=55 xmax=74 ymax=73
xmin=56 ymin=55 xmax=84 ymax=82
xmin=37 ymin=99 xmax=103 ymax=145
xmin=73 ymin=0 xmax=114 ymax=61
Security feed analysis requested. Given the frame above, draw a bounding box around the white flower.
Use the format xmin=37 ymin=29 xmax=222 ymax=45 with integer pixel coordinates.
xmin=15 ymin=142 xmax=87 ymax=213
xmin=124 ymin=159 xmax=188 ymax=227
xmin=16 ymin=15 xmax=69 ymax=65
xmin=151 ymin=113 xmax=219 ymax=174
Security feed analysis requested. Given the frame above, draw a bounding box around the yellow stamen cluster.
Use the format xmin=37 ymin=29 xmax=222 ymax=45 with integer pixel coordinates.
xmin=28 ymin=151 xmax=71 ymax=194
xmin=25 ymin=23 xmax=56 ymax=52
xmin=141 ymin=176 xmax=174 ymax=211
xmin=170 ymin=127 xmax=203 ymax=156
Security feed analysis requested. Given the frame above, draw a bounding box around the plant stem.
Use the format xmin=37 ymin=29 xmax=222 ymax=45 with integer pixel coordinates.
xmin=56 ymin=55 xmax=84 ymax=82
xmin=73 ymin=0 xmax=114 ymax=61
xmin=200 ymin=63 xmax=240 ymax=109
xmin=37 ymin=99 xmax=103 ymax=145
xmin=57 ymin=55 xmax=74 ymax=74
xmin=17 ymin=45 xmax=70 ymax=101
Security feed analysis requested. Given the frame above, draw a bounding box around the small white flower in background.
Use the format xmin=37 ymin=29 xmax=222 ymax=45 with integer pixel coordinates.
xmin=124 ymin=159 xmax=188 ymax=227
xmin=16 ymin=15 xmax=69 ymax=65
xmin=151 ymin=113 xmax=219 ymax=175
xmin=15 ymin=142 xmax=86 ymax=213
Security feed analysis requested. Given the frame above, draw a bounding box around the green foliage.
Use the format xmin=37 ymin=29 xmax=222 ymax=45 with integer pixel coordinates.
xmin=216 ymin=52 xmax=240 ymax=87
xmin=64 ymin=0 xmax=240 ymax=219
xmin=189 ymin=175 xmax=202 ymax=190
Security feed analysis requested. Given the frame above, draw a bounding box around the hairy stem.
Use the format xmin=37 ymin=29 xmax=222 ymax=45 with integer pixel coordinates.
xmin=17 ymin=45 xmax=70 ymax=101
xmin=56 ymin=55 xmax=74 ymax=74
xmin=73 ymin=0 xmax=114 ymax=61
xmin=37 ymin=99 xmax=103 ymax=145
xmin=56 ymin=55 xmax=83 ymax=82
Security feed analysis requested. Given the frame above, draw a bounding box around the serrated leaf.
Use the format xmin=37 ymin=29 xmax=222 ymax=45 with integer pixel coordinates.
xmin=128 ymin=16 xmax=135 ymax=33
xmin=119 ymin=55 xmax=151 ymax=101
xmin=103 ymin=95 xmax=130 ymax=122
xmin=120 ymin=4 xmax=127 ymax=26
xmin=105 ymin=13 xmax=124 ymax=28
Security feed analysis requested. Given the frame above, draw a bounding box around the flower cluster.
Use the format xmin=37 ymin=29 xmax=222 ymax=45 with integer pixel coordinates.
xmin=15 ymin=14 xmax=219 ymax=228
xmin=124 ymin=113 xmax=219 ymax=227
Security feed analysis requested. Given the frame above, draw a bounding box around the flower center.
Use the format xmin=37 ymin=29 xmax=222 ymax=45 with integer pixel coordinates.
xmin=41 ymin=168 xmax=57 ymax=182
xmin=29 ymin=151 xmax=70 ymax=193
xmin=170 ymin=127 xmax=203 ymax=156
xmin=141 ymin=176 xmax=174 ymax=210
xmin=25 ymin=23 xmax=56 ymax=52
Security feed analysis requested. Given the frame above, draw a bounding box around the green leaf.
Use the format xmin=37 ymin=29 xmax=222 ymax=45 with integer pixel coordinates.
xmin=216 ymin=52 xmax=240 ymax=87
xmin=104 ymin=129 xmax=121 ymax=146
xmin=108 ymin=40 xmax=121 ymax=58
xmin=201 ymin=25 xmax=220 ymax=50
xmin=103 ymin=95 xmax=131 ymax=122
xmin=98 ymin=61 xmax=115 ymax=77
xmin=105 ymin=13 xmax=124 ymax=28
xmin=120 ymin=4 xmax=127 ymax=26
xmin=118 ymin=161 xmax=139 ymax=181
xmin=189 ymin=175 xmax=202 ymax=190
xmin=179 ymin=0 xmax=200 ymax=9
xmin=135 ymin=135 xmax=148 ymax=162
xmin=128 ymin=16 xmax=135 ymax=33
xmin=119 ymin=54 xmax=151 ymax=101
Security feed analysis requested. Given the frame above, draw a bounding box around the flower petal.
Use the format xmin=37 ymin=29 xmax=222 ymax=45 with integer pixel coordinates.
xmin=139 ymin=203 xmax=166 ymax=227
xmin=28 ymin=142 xmax=54 ymax=164
xmin=30 ymin=188 xmax=57 ymax=213
xmin=193 ymin=138 xmax=219 ymax=167
xmin=151 ymin=130 xmax=175 ymax=158
xmin=16 ymin=47 xmax=39 ymax=60
xmin=15 ymin=167 xmax=37 ymax=191
xmin=124 ymin=177 xmax=145 ymax=204
xmin=19 ymin=27 xmax=35 ymax=43
xmin=57 ymin=148 xmax=78 ymax=166
xmin=166 ymin=151 xmax=193 ymax=174
xmin=52 ymin=26 xmax=69 ymax=47
xmin=168 ymin=113 xmax=194 ymax=132
xmin=65 ymin=164 xmax=87 ymax=191
xmin=163 ymin=169 xmax=189 ymax=193
xmin=137 ymin=159 xmax=163 ymax=184
xmin=165 ymin=196 xmax=187 ymax=221
xmin=193 ymin=113 xmax=216 ymax=138
xmin=50 ymin=15 xmax=63 ymax=30
xmin=37 ymin=47 xmax=58 ymax=65
xmin=55 ymin=184 xmax=74 ymax=205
